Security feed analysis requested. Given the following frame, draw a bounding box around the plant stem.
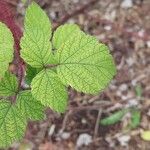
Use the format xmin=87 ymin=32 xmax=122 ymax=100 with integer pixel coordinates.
xmin=45 ymin=64 xmax=59 ymax=69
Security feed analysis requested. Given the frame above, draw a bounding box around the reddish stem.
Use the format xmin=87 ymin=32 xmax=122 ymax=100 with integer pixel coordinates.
xmin=0 ymin=0 xmax=24 ymax=92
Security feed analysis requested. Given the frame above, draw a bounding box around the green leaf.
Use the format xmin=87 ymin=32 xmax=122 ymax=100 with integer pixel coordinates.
xmin=129 ymin=109 xmax=141 ymax=129
xmin=31 ymin=69 xmax=68 ymax=113
xmin=100 ymin=109 xmax=128 ymax=126
xmin=52 ymin=24 xmax=80 ymax=50
xmin=0 ymin=72 xmax=18 ymax=96
xmin=0 ymin=100 xmax=27 ymax=148
xmin=56 ymin=31 xmax=116 ymax=94
xmin=20 ymin=2 xmax=56 ymax=68
xmin=25 ymin=65 xmax=42 ymax=85
xmin=0 ymin=22 xmax=14 ymax=78
xmin=16 ymin=90 xmax=45 ymax=121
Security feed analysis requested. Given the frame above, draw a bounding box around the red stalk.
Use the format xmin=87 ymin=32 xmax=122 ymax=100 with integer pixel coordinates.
xmin=0 ymin=0 xmax=24 ymax=91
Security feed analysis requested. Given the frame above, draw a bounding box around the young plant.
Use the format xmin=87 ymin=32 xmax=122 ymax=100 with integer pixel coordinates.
xmin=0 ymin=2 xmax=116 ymax=148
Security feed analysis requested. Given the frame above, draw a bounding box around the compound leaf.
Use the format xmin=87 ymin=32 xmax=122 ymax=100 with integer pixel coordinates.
xmin=0 ymin=22 xmax=14 ymax=78
xmin=0 ymin=100 xmax=27 ymax=148
xmin=31 ymin=69 xmax=68 ymax=113
xmin=16 ymin=90 xmax=45 ymax=121
xmin=20 ymin=2 xmax=56 ymax=68
xmin=52 ymin=24 xmax=80 ymax=50
xmin=56 ymin=31 xmax=116 ymax=94
xmin=0 ymin=72 xmax=18 ymax=96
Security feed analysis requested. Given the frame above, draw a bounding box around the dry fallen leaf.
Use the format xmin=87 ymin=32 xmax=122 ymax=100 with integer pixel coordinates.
xmin=141 ymin=131 xmax=150 ymax=141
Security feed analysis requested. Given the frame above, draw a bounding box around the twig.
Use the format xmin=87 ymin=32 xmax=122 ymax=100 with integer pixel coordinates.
xmin=69 ymin=102 xmax=112 ymax=112
xmin=53 ymin=0 xmax=149 ymax=41
xmin=87 ymin=15 xmax=150 ymax=41
xmin=53 ymin=0 xmax=99 ymax=30
xmin=60 ymin=110 xmax=72 ymax=132
xmin=93 ymin=109 xmax=102 ymax=139
xmin=71 ymin=129 xmax=90 ymax=134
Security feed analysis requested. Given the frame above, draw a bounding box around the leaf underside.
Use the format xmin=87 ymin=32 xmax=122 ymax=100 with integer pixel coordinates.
xmin=0 ymin=22 xmax=14 ymax=78
xmin=0 ymin=100 xmax=27 ymax=148
xmin=16 ymin=90 xmax=45 ymax=120
xmin=31 ymin=69 xmax=68 ymax=113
